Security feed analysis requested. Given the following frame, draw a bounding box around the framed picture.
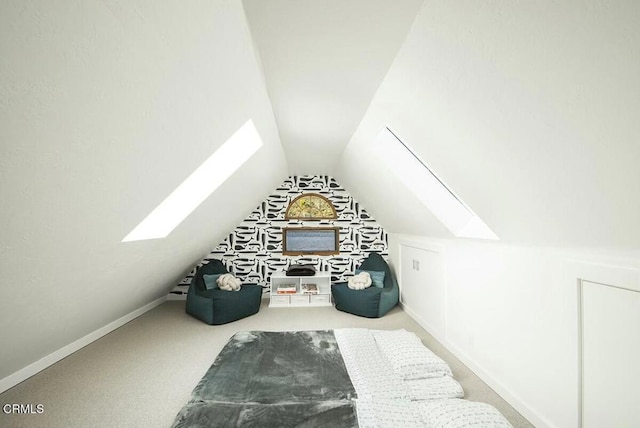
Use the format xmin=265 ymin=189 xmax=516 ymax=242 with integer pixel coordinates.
xmin=282 ymin=227 xmax=339 ymax=255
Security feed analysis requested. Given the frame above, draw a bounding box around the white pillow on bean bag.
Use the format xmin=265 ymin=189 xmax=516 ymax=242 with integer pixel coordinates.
xmin=216 ymin=273 xmax=241 ymax=291
xmin=348 ymin=271 xmax=372 ymax=290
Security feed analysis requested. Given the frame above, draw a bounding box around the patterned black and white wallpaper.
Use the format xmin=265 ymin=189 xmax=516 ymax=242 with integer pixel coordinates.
xmin=169 ymin=175 xmax=388 ymax=297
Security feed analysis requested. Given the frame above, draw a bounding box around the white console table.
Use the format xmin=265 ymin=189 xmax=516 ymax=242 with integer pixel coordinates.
xmin=269 ymin=271 xmax=332 ymax=308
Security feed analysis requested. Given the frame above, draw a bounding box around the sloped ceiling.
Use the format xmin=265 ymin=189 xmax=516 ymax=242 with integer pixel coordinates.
xmin=242 ymin=0 xmax=423 ymax=175
xmin=0 ymin=0 xmax=286 ymax=382
xmin=336 ymin=0 xmax=640 ymax=249
xmin=2 ymin=0 xmax=640 ymax=392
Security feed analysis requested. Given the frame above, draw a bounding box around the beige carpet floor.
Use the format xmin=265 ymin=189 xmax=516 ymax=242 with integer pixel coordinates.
xmin=0 ymin=300 xmax=533 ymax=428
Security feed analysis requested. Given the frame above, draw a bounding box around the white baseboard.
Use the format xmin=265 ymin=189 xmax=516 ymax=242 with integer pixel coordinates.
xmin=399 ymin=301 xmax=446 ymax=344
xmin=400 ymin=301 xmax=554 ymax=428
xmin=442 ymin=339 xmax=554 ymax=428
xmin=0 ymin=296 xmax=166 ymax=394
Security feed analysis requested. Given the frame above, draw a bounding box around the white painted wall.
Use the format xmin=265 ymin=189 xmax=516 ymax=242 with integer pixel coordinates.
xmin=389 ymin=234 xmax=640 ymax=428
xmin=581 ymin=280 xmax=640 ymax=427
xmin=0 ymin=0 xmax=286 ymax=384
xmin=336 ymin=0 xmax=640 ymax=248
xmin=338 ymin=4 xmax=640 ymax=423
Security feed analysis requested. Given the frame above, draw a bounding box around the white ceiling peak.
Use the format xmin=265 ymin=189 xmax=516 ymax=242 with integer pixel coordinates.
xmin=242 ymin=0 xmax=424 ymax=175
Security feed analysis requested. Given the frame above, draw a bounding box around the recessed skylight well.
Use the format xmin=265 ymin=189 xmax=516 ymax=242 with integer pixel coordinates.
xmin=122 ymin=120 xmax=263 ymax=242
xmin=373 ymin=127 xmax=498 ymax=240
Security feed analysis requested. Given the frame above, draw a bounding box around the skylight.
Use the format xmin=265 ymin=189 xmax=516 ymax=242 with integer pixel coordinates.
xmin=122 ymin=120 xmax=263 ymax=242
xmin=373 ymin=127 xmax=498 ymax=240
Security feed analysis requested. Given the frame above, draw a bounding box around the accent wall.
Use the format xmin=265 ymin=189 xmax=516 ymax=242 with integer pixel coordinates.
xmin=169 ymin=175 xmax=388 ymax=296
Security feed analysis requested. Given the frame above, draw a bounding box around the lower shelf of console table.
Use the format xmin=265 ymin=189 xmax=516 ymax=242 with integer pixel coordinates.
xmin=269 ymin=271 xmax=332 ymax=308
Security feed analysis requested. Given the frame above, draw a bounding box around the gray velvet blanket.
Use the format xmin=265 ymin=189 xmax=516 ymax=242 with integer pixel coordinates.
xmin=172 ymin=330 xmax=358 ymax=428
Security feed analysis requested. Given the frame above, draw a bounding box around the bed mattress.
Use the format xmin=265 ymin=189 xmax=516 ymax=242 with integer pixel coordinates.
xmin=172 ymin=329 xmax=511 ymax=427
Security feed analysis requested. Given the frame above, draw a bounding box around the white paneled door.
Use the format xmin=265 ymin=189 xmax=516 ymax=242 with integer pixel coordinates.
xmin=581 ymin=280 xmax=640 ymax=428
xmin=399 ymin=244 xmax=445 ymax=337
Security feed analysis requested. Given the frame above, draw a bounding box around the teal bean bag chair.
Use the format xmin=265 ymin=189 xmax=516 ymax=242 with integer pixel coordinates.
xmin=331 ymin=252 xmax=399 ymax=318
xmin=186 ymin=260 xmax=263 ymax=325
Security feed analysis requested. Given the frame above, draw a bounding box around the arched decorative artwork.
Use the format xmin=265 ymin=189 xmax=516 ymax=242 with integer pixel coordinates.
xmin=285 ymin=193 xmax=337 ymax=220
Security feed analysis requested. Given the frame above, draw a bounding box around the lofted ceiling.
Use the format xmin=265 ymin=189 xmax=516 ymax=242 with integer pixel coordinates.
xmin=2 ymin=0 xmax=640 ymax=398
xmin=242 ymin=0 xmax=424 ymax=175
